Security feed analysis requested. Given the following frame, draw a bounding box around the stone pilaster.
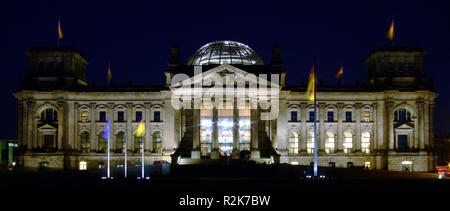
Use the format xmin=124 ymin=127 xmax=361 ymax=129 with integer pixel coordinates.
xmin=318 ymin=103 xmax=325 ymax=153
xmin=191 ymin=107 xmax=201 ymax=159
xmin=250 ymin=103 xmax=260 ymax=159
xmin=144 ymin=103 xmax=152 ymax=152
xmin=371 ymin=102 xmax=377 ymax=152
xmin=210 ymin=107 xmax=219 ymax=159
xmin=429 ymin=102 xmax=435 ymax=153
xmin=126 ymin=103 xmax=133 ymax=152
xmin=386 ymin=101 xmax=395 ymax=151
xmin=300 ymin=103 xmax=308 ymax=153
xmin=336 ymin=103 xmax=344 ymax=153
xmin=107 ymin=103 xmax=115 ymax=151
xmin=355 ymin=103 xmax=362 ymax=152
xmin=232 ymin=100 xmax=240 ymax=158
xmin=57 ymin=101 xmax=65 ymax=151
xmin=89 ymin=103 xmax=97 ymax=152
xmin=417 ymin=101 xmax=425 ymax=151
xmin=17 ymin=101 xmax=23 ymax=149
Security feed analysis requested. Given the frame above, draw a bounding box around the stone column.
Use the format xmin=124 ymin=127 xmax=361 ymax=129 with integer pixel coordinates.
xmin=23 ymin=101 xmax=30 ymax=150
xmin=27 ymin=101 xmax=35 ymax=149
xmin=416 ymin=101 xmax=424 ymax=151
xmin=73 ymin=103 xmax=78 ymax=151
xmin=17 ymin=101 xmax=24 ymax=149
xmin=144 ymin=103 xmax=152 ymax=152
xmin=318 ymin=103 xmax=325 ymax=153
xmin=372 ymin=103 xmax=377 ymax=153
xmin=250 ymin=104 xmax=260 ymax=159
xmin=107 ymin=103 xmax=115 ymax=152
xmin=275 ymin=98 xmax=288 ymax=153
xmin=232 ymin=100 xmax=240 ymax=158
xmin=210 ymin=107 xmax=219 ymax=159
xmin=126 ymin=103 xmax=133 ymax=152
xmin=429 ymin=102 xmax=435 ymax=152
xmin=191 ymin=108 xmax=201 ymax=159
xmin=355 ymin=103 xmax=362 ymax=152
xmin=57 ymin=101 xmax=65 ymax=151
xmin=89 ymin=103 xmax=97 ymax=152
xmin=386 ymin=101 xmax=395 ymax=151
xmin=300 ymin=103 xmax=308 ymax=153
xmin=336 ymin=103 xmax=344 ymax=153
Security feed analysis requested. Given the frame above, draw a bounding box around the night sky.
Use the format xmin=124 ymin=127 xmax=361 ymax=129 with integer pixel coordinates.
xmin=1 ymin=0 xmax=449 ymax=138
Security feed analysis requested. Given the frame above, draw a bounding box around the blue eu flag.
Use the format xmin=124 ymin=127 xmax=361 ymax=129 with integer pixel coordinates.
xmin=102 ymin=118 xmax=110 ymax=140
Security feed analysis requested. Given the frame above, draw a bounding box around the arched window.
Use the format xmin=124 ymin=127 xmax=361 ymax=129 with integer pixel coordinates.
xmin=97 ymin=132 xmax=107 ymax=153
xmin=40 ymin=108 xmax=58 ymax=122
xmin=134 ymin=136 xmax=142 ymax=153
xmin=343 ymin=131 xmax=353 ymax=154
xmin=153 ymin=131 xmax=162 ymax=153
xmin=116 ymin=132 xmax=125 ymax=153
xmin=394 ymin=108 xmax=411 ymax=122
xmin=325 ymin=131 xmax=335 ymax=153
xmin=81 ymin=111 xmax=89 ymax=122
xmin=80 ymin=131 xmax=90 ymax=154
xmin=361 ymin=132 xmax=370 ymax=153
xmin=288 ymin=132 xmax=299 ymax=154
xmin=307 ymin=131 xmax=315 ymax=154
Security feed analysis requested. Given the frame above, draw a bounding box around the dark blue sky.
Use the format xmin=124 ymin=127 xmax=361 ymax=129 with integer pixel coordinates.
xmin=1 ymin=0 xmax=449 ymax=137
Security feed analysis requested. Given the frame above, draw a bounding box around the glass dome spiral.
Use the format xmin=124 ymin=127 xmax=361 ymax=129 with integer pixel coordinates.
xmin=187 ymin=41 xmax=264 ymax=65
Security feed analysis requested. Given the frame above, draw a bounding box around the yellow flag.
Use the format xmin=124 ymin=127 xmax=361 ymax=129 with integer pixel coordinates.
xmin=58 ymin=18 xmax=63 ymax=39
xmin=387 ymin=20 xmax=394 ymax=41
xmin=136 ymin=120 xmax=145 ymax=137
xmin=306 ymin=64 xmax=315 ymax=101
xmin=336 ymin=66 xmax=343 ymax=79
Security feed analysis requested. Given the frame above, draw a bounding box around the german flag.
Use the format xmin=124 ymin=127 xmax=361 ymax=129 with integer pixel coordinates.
xmin=336 ymin=66 xmax=343 ymax=79
xmin=108 ymin=65 xmax=112 ymax=81
xmin=58 ymin=18 xmax=63 ymax=40
xmin=306 ymin=64 xmax=316 ymax=101
xmin=135 ymin=120 xmax=145 ymax=137
xmin=387 ymin=19 xmax=394 ymax=41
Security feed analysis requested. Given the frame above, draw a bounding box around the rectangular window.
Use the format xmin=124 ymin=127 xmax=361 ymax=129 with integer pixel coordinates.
xmin=81 ymin=111 xmax=89 ymax=122
xmin=290 ymin=111 xmax=298 ymax=122
xmin=397 ymin=135 xmax=408 ymax=151
xmin=117 ymin=111 xmax=124 ymax=122
xmin=154 ymin=111 xmax=161 ymax=122
xmin=309 ymin=111 xmax=315 ymax=122
xmin=345 ymin=111 xmax=352 ymax=122
xmin=136 ymin=111 xmax=142 ymax=122
xmin=327 ymin=111 xmax=334 ymax=122
xmin=43 ymin=135 xmax=54 ymax=149
xmin=99 ymin=111 xmax=106 ymax=122
xmin=363 ymin=111 xmax=370 ymax=122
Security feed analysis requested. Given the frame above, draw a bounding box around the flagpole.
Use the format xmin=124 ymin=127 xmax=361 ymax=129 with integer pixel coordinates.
xmin=141 ymin=135 xmax=144 ymax=178
xmin=124 ymin=132 xmax=127 ymax=178
xmin=392 ymin=16 xmax=395 ymax=47
xmin=107 ymin=121 xmax=110 ymax=179
xmin=313 ymin=57 xmax=318 ymax=177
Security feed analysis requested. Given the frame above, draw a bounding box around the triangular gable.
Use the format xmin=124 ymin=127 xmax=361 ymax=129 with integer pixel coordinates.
xmin=394 ymin=122 xmax=414 ymax=129
xmin=171 ymin=64 xmax=280 ymax=88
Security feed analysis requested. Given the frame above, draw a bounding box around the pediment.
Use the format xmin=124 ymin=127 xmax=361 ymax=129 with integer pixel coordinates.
xmin=394 ymin=122 xmax=414 ymax=129
xmin=171 ymin=64 xmax=280 ymax=88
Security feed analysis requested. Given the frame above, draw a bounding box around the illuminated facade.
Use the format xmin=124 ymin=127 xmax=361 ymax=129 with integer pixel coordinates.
xmin=15 ymin=41 xmax=438 ymax=172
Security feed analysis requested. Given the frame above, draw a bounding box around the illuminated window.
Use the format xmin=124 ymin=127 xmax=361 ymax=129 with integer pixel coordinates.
xmin=343 ymin=131 xmax=353 ymax=153
xmin=289 ymin=132 xmax=299 ymax=154
xmin=347 ymin=162 xmax=354 ymax=168
xmin=239 ymin=109 xmax=251 ymax=151
xmin=98 ymin=132 xmax=107 ymax=153
xmin=307 ymin=132 xmax=315 ymax=154
xmin=394 ymin=108 xmax=411 ymax=122
xmin=364 ymin=162 xmax=372 ymax=170
xmin=325 ymin=131 xmax=335 ymax=153
xmin=97 ymin=162 xmax=105 ymax=169
xmin=116 ymin=132 xmax=125 ymax=153
xmin=152 ymin=131 xmax=162 ymax=153
xmin=200 ymin=109 xmax=212 ymax=156
xmin=361 ymin=132 xmax=370 ymax=153
xmin=402 ymin=161 xmax=413 ymax=172
xmin=134 ymin=136 xmax=142 ymax=153
xmin=363 ymin=111 xmax=370 ymax=122
xmin=80 ymin=131 xmax=90 ymax=153
xmin=81 ymin=111 xmax=89 ymax=122
xmin=79 ymin=161 xmax=87 ymax=170
xmin=218 ymin=109 xmax=233 ymax=155
xmin=116 ymin=162 xmax=124 ymax=168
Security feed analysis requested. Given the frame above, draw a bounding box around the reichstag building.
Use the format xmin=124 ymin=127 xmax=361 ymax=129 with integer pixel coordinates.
xmin=14 ymin=40 xmax=437 ymax=172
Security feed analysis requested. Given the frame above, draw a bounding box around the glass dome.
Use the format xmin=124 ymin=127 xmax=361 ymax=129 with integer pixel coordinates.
xmin=187 ymin=41 xmax=264 ymax=65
